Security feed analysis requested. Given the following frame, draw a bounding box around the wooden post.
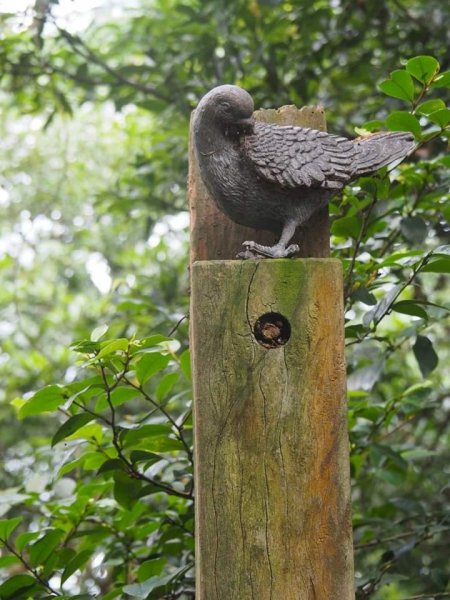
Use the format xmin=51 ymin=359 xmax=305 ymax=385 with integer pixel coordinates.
xmin=189 ymin=104 xmax=354 ymax=599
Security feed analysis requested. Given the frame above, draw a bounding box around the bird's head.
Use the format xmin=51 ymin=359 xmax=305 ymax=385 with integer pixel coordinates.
xmin=194 ymin=85 xmax=255 ymax=139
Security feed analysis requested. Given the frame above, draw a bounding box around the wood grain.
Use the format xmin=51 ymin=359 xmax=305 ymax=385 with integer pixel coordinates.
xmin=188 ymin=105 xmax=329 ymax=263
xmin=190 ymin=259 xmax=354 ymax=600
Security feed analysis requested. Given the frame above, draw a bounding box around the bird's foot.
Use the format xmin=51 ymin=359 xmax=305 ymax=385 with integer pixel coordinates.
xmin=240 ymin=241 xmax=300 ymax=259
xmin=236 ymin=247 xmax=260 ymax=259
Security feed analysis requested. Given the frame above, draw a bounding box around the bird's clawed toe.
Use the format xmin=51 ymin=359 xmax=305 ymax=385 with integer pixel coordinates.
xmin=239 ymin=241 xmax=299 ymax=259
xmin=285 ymin=244 xmax=300 ymax=257
xmin=236 ymin=247 xmax=260 ymax=259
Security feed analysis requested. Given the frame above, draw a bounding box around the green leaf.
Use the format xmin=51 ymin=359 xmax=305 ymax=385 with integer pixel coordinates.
xmin=0 ymin=516 xmax=22 ymax=540
xmin=137 ymin=557 xmax=167 ymax=582
xmin=426 ymin=108 xmax=450 ymax=128
xmin=400 ymin=216 xmax=428 ymax=244
xmin=91 ymin=324 xmax=109 ymax=341
xmin=379 ymin=249 xmax=425 ymax=267
xmin=134 ymin=335 xmax=172 ymax=351
xmin=431 ymin=70 xmax=450 ymax=88
xmin=0 ymin=555 xmax=21 ymax=568
xmin=352 ymin=287 xmax=377 ymax=306
xmin=71 ymin=340 xmax=101 ymax=354
xmin=65 ymin=422 xmax=103 ymax=443
xmin=434 ymin=245 xmax=450 ymax=255
xmin=61 ymin=549 xmax=93 ymax=584
xmin=0 ymin=574 xmax=36 ymax=599
xmin=29 ymin=529 xmax=65 ymax=566
xmin=386 ymin=111 xmax=421 ymax=138
xmin=179 ymin=349 xmax=191 ymax=381
xmin=52 ymin=413 xmax=95 ymax=446
xmin=113 ymin=472 xmax=143 ymax=509
xmin=123 ymin=565 xmax=190 ymax=598
xmin=96 ymin=338 xmax=129 ymax=359
xmin=405 ymin=55 xmax=440 ymax=84
xmin=15 ymin=531 xmax=40 ymax=552
xmin=421 ymin=257 xmax=450 ymax=273
xmin=379 ymin=70 xmax=415 ymax=102
xmin=97 ymin=458 xmax=126 ymax=474
xmin=156 ymin=372 xmax=179 ymax=401
xmin=362 ymin=284 xmax=402 ymax=328
xmin=130 ymin=450 xmax=163 ymax=465
xmin=95 ymin=387 xmax=139 ymax=411
xmin=19 ymin=385 xmax=68 ymax=417
xmin=355 ymin=120 xmax=383 ymax=135
xmin=331 ymin=215 xmax=362 ymax=238
xmin=372 ymin=443 xmax=408 ymax=469
xmin=392 ymin=301 xmax=428 ymax=320
xmin=413 ymin=335 xmax=439 ymax=377
xmin=110 ymin=387 xmax=139 ymax=406
xmin=122 ymin=425 xmax=182 ymax=452
xmin=135 ymin=352 xmax=170 ymax=385
xmin=416 ymin=99 xmax=446 ymax=115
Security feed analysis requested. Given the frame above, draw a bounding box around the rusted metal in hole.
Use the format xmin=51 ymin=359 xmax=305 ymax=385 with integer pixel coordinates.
xmin=253 ymin=312 xmax=291 ymax=349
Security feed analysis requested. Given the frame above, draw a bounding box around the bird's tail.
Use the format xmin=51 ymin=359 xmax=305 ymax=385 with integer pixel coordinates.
xmin=352 ymin=131 xmax=415 ymax=177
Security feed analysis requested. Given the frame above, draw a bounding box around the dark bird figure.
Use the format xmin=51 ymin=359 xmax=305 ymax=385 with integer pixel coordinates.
xmin=193 ymin=85 xmax=415 ymax=258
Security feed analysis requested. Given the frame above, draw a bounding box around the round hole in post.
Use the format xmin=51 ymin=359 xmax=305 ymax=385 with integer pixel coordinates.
xmin=253 ymin=312 xmax=291 ymax=349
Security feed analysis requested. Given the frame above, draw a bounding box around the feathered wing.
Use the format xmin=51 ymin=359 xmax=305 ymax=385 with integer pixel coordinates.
xmin=351 ymin=131 xmax=415 ymax=176
xmin=244 ymin=124 xmax=415 ymax=190
xmin=244 ymin=122 xmax=357 ymax=189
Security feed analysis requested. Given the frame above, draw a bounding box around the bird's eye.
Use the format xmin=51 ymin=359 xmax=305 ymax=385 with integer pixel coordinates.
xmin=222 ymin=102 xmax=231 ymax=109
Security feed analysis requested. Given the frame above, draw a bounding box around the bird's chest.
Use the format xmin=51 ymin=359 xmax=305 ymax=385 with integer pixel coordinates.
xmin=200 ymin=148 xmax=280 ymax=230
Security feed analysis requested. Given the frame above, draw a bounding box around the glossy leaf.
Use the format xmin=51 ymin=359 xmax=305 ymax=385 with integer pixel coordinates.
xmin=413 ymin=336 xmax=439 ymax=377
xmin=386 ymin=111 xmax=422 ymax=137
xmin=392 ymin=301 xmax=428 ymax=320
xmin=0 ymin=574 xmax=36 ymax=599
xmin=135 ymin=352 xmax=171 ymax=385
xmin=19 ymin=385 xmax=68 ymax=417
xmin=416 ymin=99 xmax=446 ymax=115
xmin=29 ymin=529 xmax=65 ymax=566
xmin=91 ymin=324 xmax=109 ymax=342
xmin=123 ymin=565 xmax=190 ymax=598
xmin=96 ymin=338 xmax=129 ymax=359
xmin=122 ymin=425 xmax=182 ymax=452
xmin=406 ymin=55 xmax=440 ymax=83
xmin=61 ymin=549 xmax=93 ymax=584
xmin=137 ymin=557 xmax=167 ymax=582
xmin=421 ymin=257 xmax=450 ymax=273
xmin=431 ymin=70 xmax=450 ymax=88
xmin=400 ymin=216 xmax=428 ymax=244
xmin=0 ymin=517 xmax=22 ymax=540
xmin=379 ymin=70 xmax=415 ymax=102
xmin=179 ymin=349 xmax=191 ymax=381
xmin=426 ymin=107 xmax=450 ymax=128
xmin=52 ymin=413 xmax=95 ymax=446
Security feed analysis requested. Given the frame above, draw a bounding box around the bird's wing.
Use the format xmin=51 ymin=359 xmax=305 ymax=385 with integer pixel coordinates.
xmin=244 ymin=122 xmax=356 ymax=189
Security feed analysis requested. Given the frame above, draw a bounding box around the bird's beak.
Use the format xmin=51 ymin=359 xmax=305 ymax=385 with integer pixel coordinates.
xmin=236 ymin=117 xmax=254 ymax=134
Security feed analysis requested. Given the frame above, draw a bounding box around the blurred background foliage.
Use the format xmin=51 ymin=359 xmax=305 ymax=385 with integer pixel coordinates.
xmin=0 ymin=0 xmax=449 ymax=598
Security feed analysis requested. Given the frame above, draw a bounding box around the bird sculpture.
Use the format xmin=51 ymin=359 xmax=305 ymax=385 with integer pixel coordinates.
xmin=193 ymin=84 xmax=415 ymax=258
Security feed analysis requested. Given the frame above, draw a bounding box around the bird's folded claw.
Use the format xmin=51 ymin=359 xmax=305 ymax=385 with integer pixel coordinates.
xmin=240 ymin=241 xmax=300 ymax=259
xmin=285 ymin=244 xmax=300 ymax=257
xmin=237 ymin=247 xmax=260 ymax=260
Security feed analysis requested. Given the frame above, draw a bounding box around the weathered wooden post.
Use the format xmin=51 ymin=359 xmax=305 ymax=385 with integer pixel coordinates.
xmin=188 ymin=104 xmax=354 ymax=599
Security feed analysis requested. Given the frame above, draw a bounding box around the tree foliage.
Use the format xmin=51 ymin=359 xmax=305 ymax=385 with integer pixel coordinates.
xmin=0 ymin=0 xmax=449 ymax=598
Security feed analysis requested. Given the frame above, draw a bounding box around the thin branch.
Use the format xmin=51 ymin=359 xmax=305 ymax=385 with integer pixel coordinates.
xmin=54 ymin=24 xmax=172 ymax=103
xmin=168 ymin=313 xmax=189 ymax=337
xmin=344 ymin=191 xmax=380 ymax=300
xmin=124 ymin=375 xmax=193 ymax=463
xmin=355 ymin=529 xmax=423 ymax=550
xmin=400 ymin=594 xmax=450 ymax=600
xmin=0 ymin=537 xmax=61 ymax=596
xmin=99 ymin=364 xmax=193 ymax=499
